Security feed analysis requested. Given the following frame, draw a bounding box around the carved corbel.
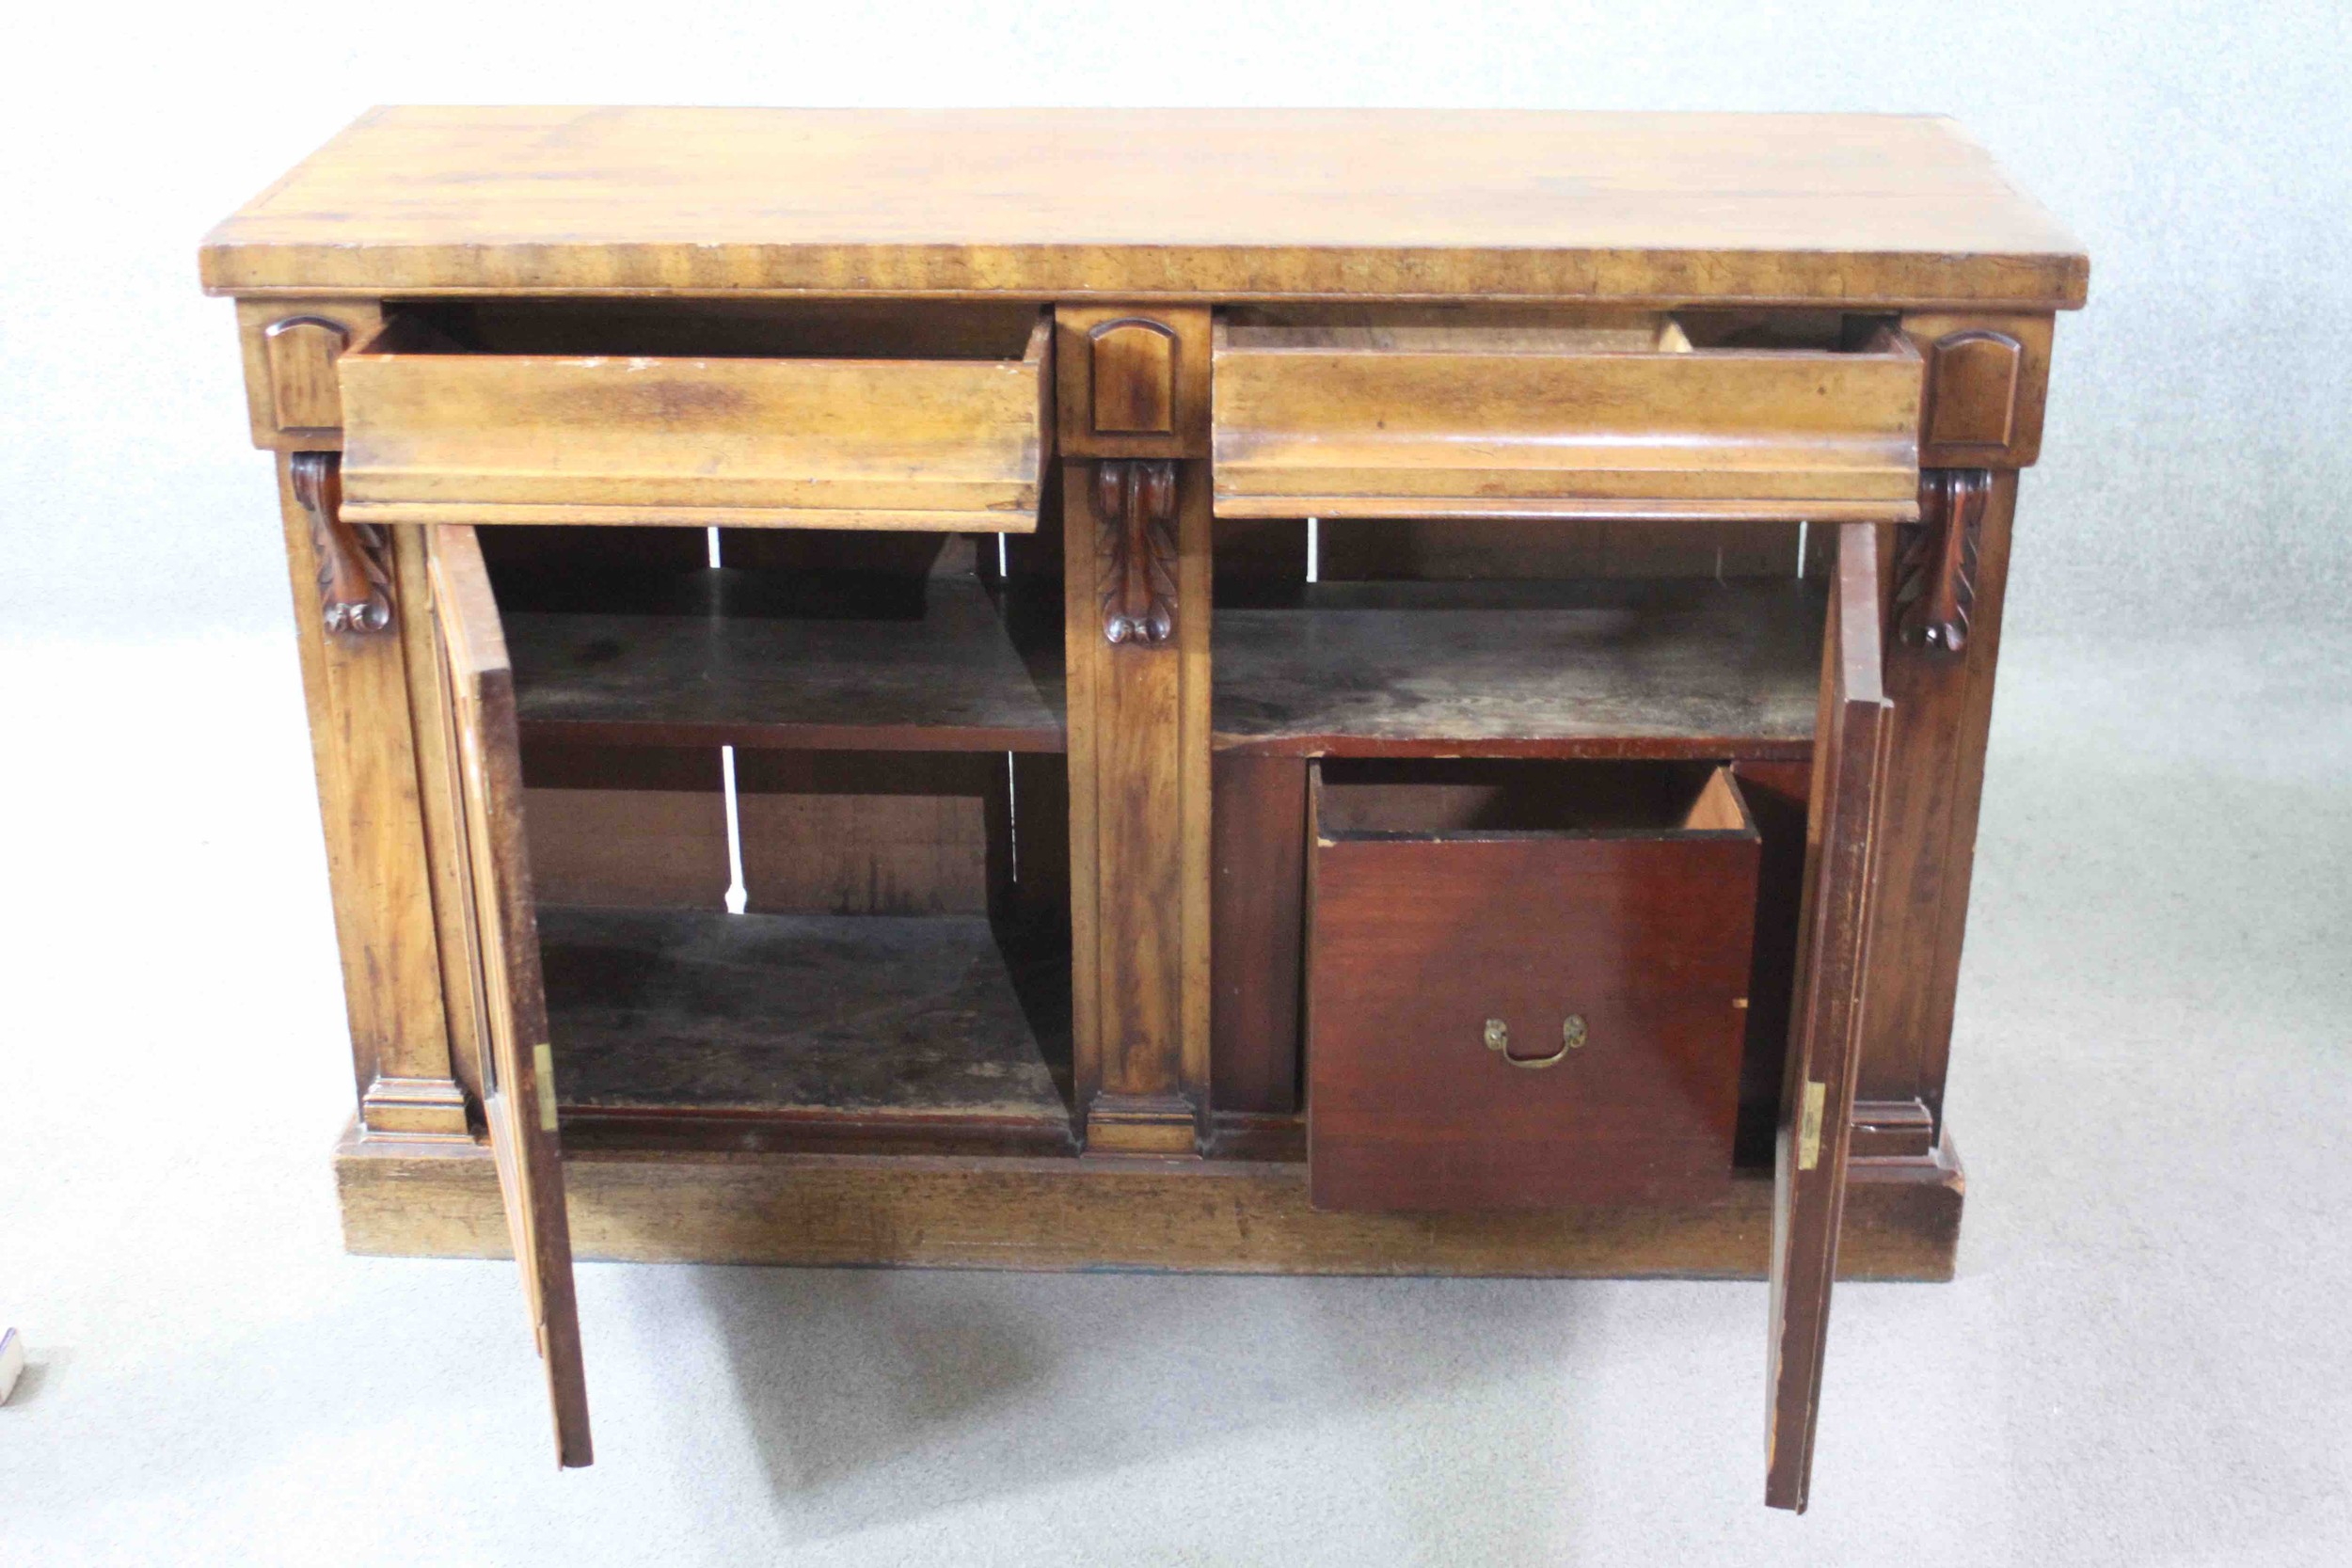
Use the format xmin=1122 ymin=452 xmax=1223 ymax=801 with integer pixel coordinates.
xmin=290 ymin=451 xmax=394 ymax=636
xmin=1095 ymin=459 xmax=1179 ymax=646
xmin=1897 ymin=468 xmax=1990 ymax=656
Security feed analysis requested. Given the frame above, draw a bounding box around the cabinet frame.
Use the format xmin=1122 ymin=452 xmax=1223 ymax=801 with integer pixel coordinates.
xmin=212 ymin=108 xmax=2081 ymax=1510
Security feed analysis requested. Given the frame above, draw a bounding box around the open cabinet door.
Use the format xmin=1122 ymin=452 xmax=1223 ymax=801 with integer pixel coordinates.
xmin=426 ymin=521 xmax=595 ymax=1468
xmin=1765 ymin=521 xmax=1892 ymax=1511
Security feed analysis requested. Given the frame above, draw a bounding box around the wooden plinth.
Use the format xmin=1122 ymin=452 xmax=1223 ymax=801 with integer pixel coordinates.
xmin=334 ymin=1122 xmax=1963 ymax=1281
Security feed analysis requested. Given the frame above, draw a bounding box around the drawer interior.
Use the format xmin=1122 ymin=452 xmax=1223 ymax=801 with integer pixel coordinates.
xmin=1216 ymin=305 xmax=1679 ymax=356
xmin=1216 ymin=304 xmax=1879 ymax=359
xmin=374 ymin=297 xmax=1047 ymax=361
xmin=1315 ymin=758 xmax=1754 ymax=840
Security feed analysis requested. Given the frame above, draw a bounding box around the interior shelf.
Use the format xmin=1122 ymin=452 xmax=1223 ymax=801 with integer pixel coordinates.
xmin=502 ymin=569 xmax=1066 ymax=753
xmin=539 ymin=905 xmax=1073 ymax=1144
xmin=1212 ymin=578 xmax=1824 ymax=759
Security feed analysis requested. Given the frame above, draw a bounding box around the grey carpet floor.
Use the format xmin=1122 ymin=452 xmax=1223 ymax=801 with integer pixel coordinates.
xmin=3 ymin=626 xmax=2346 ymax=1566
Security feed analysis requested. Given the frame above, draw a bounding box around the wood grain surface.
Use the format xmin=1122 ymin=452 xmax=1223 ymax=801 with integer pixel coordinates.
xmin=1766 ymin=523 xmax=1893 ymax=1512
xmin=1213 ymin=312 xmax=1923 ymax=522
xmin=336 ymin=1123 xmax=1965 ymax=1280
xmin=203 ymin=109 xmax=2086 ymax=307
xmin=273 ymin=463 xmax=460 ymax=1129
xmin=1213 ymin=579 xmax=1823 ymax=759
xmin=501 ymin=572 xmax=1066 ymax=753
xmin=1308 ymin=761 xmax=1761 ymax=1211
xmin=423 ymin=522 xmax=594 ymax=1468
xmin=1209 ymin=753 xmax=1308 ymax=1115
xmin=538 ymin=906 xmax=1072 ymax=1122
xmin=339 ymin=310 xmax=1051 ymax=531
xmin=517 ymin=741 xmax=730 ymax=910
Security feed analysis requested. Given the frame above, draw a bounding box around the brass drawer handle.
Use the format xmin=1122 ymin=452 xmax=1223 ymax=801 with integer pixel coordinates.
xmin=1484 ymin=1015 xmax=1586 ymax=1070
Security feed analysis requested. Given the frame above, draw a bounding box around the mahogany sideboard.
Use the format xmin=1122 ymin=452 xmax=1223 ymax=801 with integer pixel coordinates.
xmin=200 ymin=107 xmax=2086 ymax=1510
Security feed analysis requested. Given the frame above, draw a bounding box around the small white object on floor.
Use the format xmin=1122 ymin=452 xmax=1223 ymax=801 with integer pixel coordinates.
xmin=0 ymin=1327 xmax=24 ymax=1404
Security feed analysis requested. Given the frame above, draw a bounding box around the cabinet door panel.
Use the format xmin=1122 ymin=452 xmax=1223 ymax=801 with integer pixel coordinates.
xmin=427 ymin=521 xmax=593 ymax=1468
xmin=1765 ymin=521 xmax=1891 ymax=1511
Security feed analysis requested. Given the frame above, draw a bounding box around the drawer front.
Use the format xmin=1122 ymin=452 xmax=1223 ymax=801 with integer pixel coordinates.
xmin=339 ymin=312 xmax=1051 ymax=531
xmin=1214 ymin=309 xmax=1921 ymax=524
xmin=1307 ymin=766 xmax=1761 ymax=1212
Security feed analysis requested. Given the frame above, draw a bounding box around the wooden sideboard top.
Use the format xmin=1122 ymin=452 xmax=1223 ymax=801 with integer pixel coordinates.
xmin=200 ymin=107 xmax=2086 ymax=308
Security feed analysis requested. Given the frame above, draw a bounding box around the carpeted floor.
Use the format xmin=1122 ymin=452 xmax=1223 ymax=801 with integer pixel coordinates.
xmin=3 ymin=626 xmax=2346 ymax=1566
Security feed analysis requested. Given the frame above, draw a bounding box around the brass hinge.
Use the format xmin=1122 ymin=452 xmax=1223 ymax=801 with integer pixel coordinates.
xmin=532 ymin=1042 xmax=560 ymax=1133
xmin=1796 ymin=1081 xmax=1828 ymax=1171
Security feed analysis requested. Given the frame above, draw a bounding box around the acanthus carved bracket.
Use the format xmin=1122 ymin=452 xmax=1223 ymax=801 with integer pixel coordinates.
xmin=1897 ymin=467 xmax=1991 ymax=657
xmin=1095 ymin=458 xmax=1179 ymax=646
xmin=290 ymin=451 xmax=395 ymax=637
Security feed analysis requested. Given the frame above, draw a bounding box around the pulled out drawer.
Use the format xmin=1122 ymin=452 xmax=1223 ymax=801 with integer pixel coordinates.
xmin=1307 ymin=758 xmax=1760 ymax=1212
xmin=339 ymin=302 xmax=1051 ymax=531
xmin=1213 ymin=308 xmax=1921 ymax=523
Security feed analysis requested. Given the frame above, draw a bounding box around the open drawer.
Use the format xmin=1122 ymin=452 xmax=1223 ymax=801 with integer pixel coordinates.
xmin=339 ymin=302 xmax=1052 ymax=531
xmin=1213 ymin=308 xmax=1921 ymax=523
xmin=1307 ymin=758 xmax=1761 ymax=1212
